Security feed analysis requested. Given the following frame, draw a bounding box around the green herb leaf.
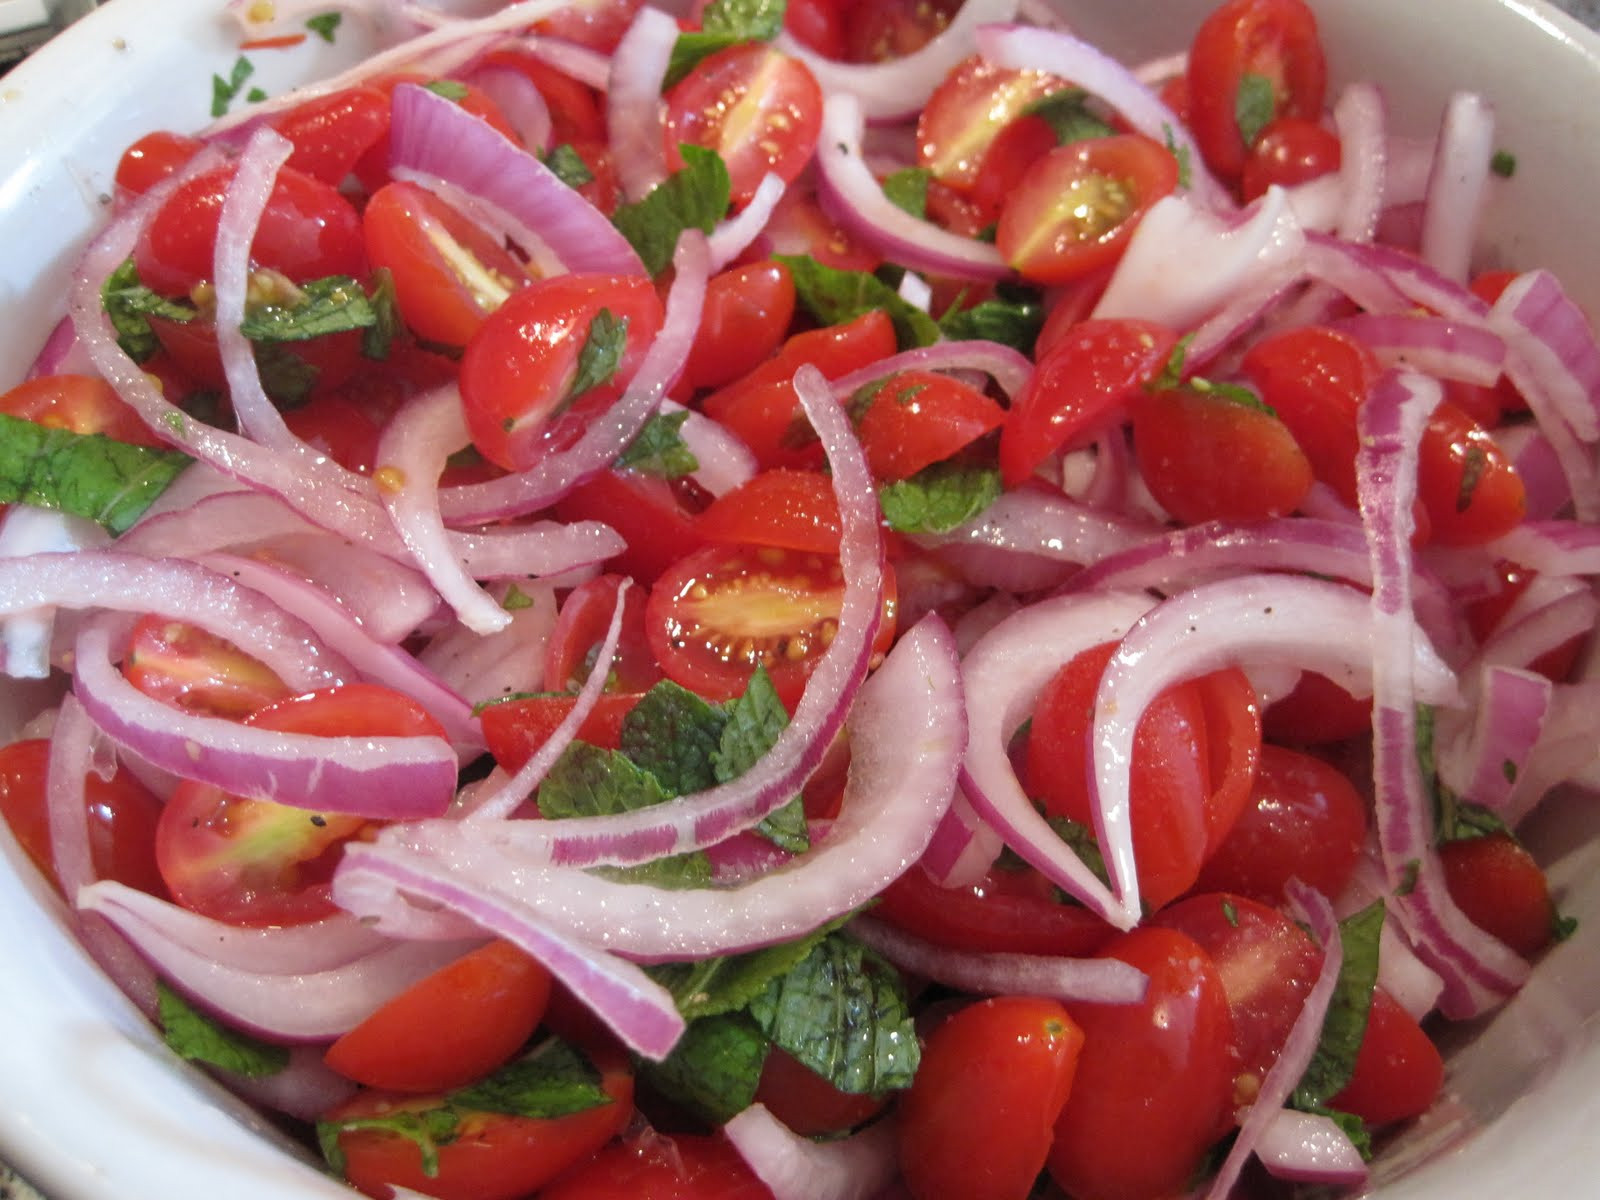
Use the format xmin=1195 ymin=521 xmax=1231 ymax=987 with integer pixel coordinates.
xmin=879 ymin=461 xmax=1002 ymax=534
xmin=1456 ymin=441 xmax=1487 ymax=512
xmin=238 ymin=275 xmax=377 ymax=343
xmin=211 ymin=56 xmax=256 ymax=118
xmin=538 ymin=740 xmax=673 ymax=819
xmin=1187 ymin=375 xmax=1276 ymax=415
xmin=613 ymin=144 xmax=733 ymax=275
xmin=101 ymin=258 xmax=196 ymax=363
xmin=882 ymin=167 xmax=932 ymax=219
xmin=647 ymin=922 xmax=841 ymax=1020
xmin=1553 ymin=911 xmax=1580 ymax=942
xmin=425 ymin=79 xmax=471 ymax=102
xmin=616 ymin=410 xmax=699 ymax=478
xmin=621 ymin=679 xmax=728 ymax=797
xmin=1234 ymin=72 xmax=1278 ymax=149
xmin=0 ymin=413 xmax=191 ymax=535
xmin=318 ymin=1107 xmax=458 ymax=1179
xmin=306 ymin=12 xmax=342 ymax=42
xmin=1045 ymin=814 xmax=1111 ymax=890
xmin=1025 ymin=88 xmax=1115 ymax=145
xmin=664 ymin=0 xmax=786 ymax=87
xmin=501 ymin=583 xmax=536 ymax=612
xmin=1293 ymin=901 xmax=1385 ymax=1108
xmin=715 ymin=667 xmax=808 ymax=852
xmin=1163 ymin=122 xmax=1194 ymax=189
xmin=936 ymin=291 xmax=1045 ymax=353
xmin=363 ymin=268 xmax=401 ymax=360
xmin=637 ymin=1012 xmax=769 ymax=1124
xmin=541 ymin=143 xmax=597 ymax=190
xmin=776 ymin=254 xmax=941 ymax=350
xmin=566 ymin=309 xmax=630 ymax=407
xmin=1148 ymin=332 xmax=1195 ymax=392
xmin=252 ymin=341 xmax=320 ymax=407
xmin=1221 ymin=897 xmax=1240 ymax=927
xmin=1490 ymin=149 xmax=1517 ymax=179
xmin=157 ymin=981 xmax=288 ymax=1078
xmin=451 ymin=1038 xmax=612 ymax=1117
xmin=1417 ymin=704 xmax=1511 ymax=844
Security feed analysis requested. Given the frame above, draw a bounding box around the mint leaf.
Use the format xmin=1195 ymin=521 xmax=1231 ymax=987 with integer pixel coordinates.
xmin=318 ymin=1107 xmax=458 ymax=1179
xmin=238 ymin=275 xmax=377 ymax=343
xmin=252 ymin=341 xmax=319 ymax=406
xmin=882 ymin=167 xmax=932 ymax=219
xmin=1235 ymin=72 xmax=1277 ymax=148
xmin=936 ymin=291 xmax=1044 ymax=353
xmin=1148 ymin=332 xmax=1195 ymax=392
xmin=776 ymin=254 xmax=941 ymax=350
xmin=613 ymin=145 xmax=732 ymax=275
xmin=0 ymin=413 xmax=190 ymax=535
xmin=211 ymin=55 xmax=255 ymax=118
xmin=714 ymin=667 xmax=808 ymax=852
xmin=363 ymin=268 xmax=400 ymax=360
xmin=1025 ymin=88 xmax=1115 ymax=145
xmin=1293 ymin=900 xmax=1385 ymax=1108
xmin=1415 ymin=704 xmax=1510 ymax=844
xmin=748 ymin=933 xmax=918 ymax=1094
xmin=538 ymin=741 xmax=673 ymax=819
xmin=541 ymin=143 xmax=596 ymax=190
xmin=565 ymin=309 xmax=629 ymax=407
xmin=306 ymin=12 xmax=342 ymax=42
xmin=1163 ymin=123 xmax=1194 ymax=189
xmin=637 ymin=1012 xmax=768 ymax=1124
xmin=1491 ymin=149 xmax=1517 ymax=179
xmin=879 ymin=462 xmax=1002 ymax=534
xmin=157 ymin=981 xmax=288 ymax=1078
xmin=665 ymin=0 xmax=786 ymax=87
xmin=647 ymin=922 xmax=841 ymax=1020
xmin=425 ymin=79 xmax=471 ymax=102
xmin=102 ymin=258 xmax=196 ymax=362
xmin=621 ymin=679 xmax=728 ymax=796
xmin=616 ymin=410 xmax=699 ymax=478
xmin=451 ymin=1038 xmax=612 ymax=1117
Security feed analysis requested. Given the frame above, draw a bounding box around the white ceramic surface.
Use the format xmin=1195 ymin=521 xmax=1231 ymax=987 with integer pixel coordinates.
xmin=2 ymin=1 xmax=1600 ymax=1198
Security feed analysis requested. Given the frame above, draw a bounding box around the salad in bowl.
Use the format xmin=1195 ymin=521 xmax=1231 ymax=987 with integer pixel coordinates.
xmin=3 ymin=0 xmax=1600 ymax=1198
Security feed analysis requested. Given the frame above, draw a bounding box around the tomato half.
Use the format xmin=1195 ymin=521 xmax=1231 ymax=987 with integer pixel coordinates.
xmin=1240 ymin=115 xmax=1341 ymax=202
xmin=754 ymin=1046 xmax=888 ymax=1137
xmin=0 ymin=373 xmax=163 ymax=447
xmin=122 ymin=615 xmax=293 ymax=720
xmin=114 ymin=129 xmax=204 ymax=196
xmin=480 ymin=693 xmax=643 ymax=774
xmin=1439 ymin=832 xmax=1556 ymax=958
xmin=1414 ymin=403 xmax=1526 ymax=546
xmin=538 ymin=1127 xmax=772 ymax=1200
xmin=270 ymin=85 xmax=391 ymax=186
xmin=694 ymin=469 xmax=842 ymax=556
xmin=551 ymin=469 xmax=710 ymax=586
xmin=544 ymin=574 xmax=664 ymax=695
xmin=841 ymin=0 xmax=959 ymax=62
xmin=915 ymin=55 xmax=1064 ymax=195
xmin=681 ymin=261 xmax=798 ymax=392
xmin=850 ymin=369 xmax=1005 ymax=482
xmin=874 ymin=862 xmax=1116 ymax=959
xmin=531 ymin=0 xmax=643 ymax=53
xmin=1328 ymin=988 xmax=1443 ymax=1127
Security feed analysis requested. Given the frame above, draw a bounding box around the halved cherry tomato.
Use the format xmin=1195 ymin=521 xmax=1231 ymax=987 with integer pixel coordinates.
xmin=1186 ymin=0 xmax=1328 ymax=181
xmin=459 ymin=274 xmax=664 ymax=471
xmin=915 ymin=55 xmax=1064 ymax=195
xmin=552 ymin=469 xmax=710 ymax=586
xmin=0 ymin=738 xmax=166 ymax=897
xmin=270 ymin=85 xmax=391 ymax=185
xmin=841 ymin=0 xmax=959 ymax=63
xmin=1328 ymin=988 xmax=1443 ymax=1126
xmin=1261 ymin=670 xmax=1373 ymax=743
xmin=1240 ymin=115 xmax=1341 ymax=202
xmin=531 ymin=0 xmax=644 ymax=53
xmin=663 ymin=43 xmax=823 ymax=209
xmin=1464 ymin=561 xmax=1586 ymax=682
xmin=1193 ymin=665 xmax=1263 ymax=857
xmin=480 ymin=693 xmax=643 ymax=774
xmin=544 ymin=574 xmax=665 ymax=695
xmin=325 ymin=941 xmax=552 ymax=1093
xmin=966 ymin=112 xmax=1061 ymax=230
xmin=327 ymin=1043 xmax=635 ymax=1200
xmin=1439 ymin=831 xmax=1556 ymax=958
xmin=114 ymin=129 xmax=204 ymax=196
xmin=363 ymin=180 xmax=534 ymax=347
xmin=899 ymin=996 xmax=1083 ymax=1200
xmin=754 ymin=1045 xmax=889 ymax=1137
xmin=283 ymin=393 xmax=386 ymax=474
xmin=782 ymin=0 xmax=849 ymax=60
xmin=478 ymin=49 xmax=607 ymax=145
xmin=682 ymin=262 xmax=797 ymax=392
xmin=1048 ymin=928 xmax=1236 ymax=1200
xmin=122 ymin=615 xmax=293 ymax=720
xmin=1131 ymin=385 xmax=1314 ymax=523
xmin=155 ymin=684 xmax=447 ymax=926
xmin=998 ymin=317 xmax=1178 ymax=487
xmin=850 ymin=369 xmax=1005 ymax=482
xmin=996 ymin=135 xmax=1179 ymax=285
xmin=695 ymin=469 xmax=842 ymax=556
xmin=538 ymin=1127 xmax=772 ymax=1200
xmin=1414 ymin=402 xmax=1526 ymax=545
xmin=763 ymin=188 xmax=882 ymax=272
xmin=645 ymin=543 xmax=896 ymax=709
xmin=0 ymin=373 xmax=164 ymax=447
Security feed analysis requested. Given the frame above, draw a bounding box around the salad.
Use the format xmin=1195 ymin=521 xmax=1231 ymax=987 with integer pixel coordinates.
xmin=1 ymin=0 xmax=1598 ymax=1197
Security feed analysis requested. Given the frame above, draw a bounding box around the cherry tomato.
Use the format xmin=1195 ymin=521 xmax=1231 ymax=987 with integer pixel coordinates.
xmin=1439 ymin=832 xmax=1556 ymax=958
xmin=0 ymin=738 xmax=166 ymax=897
xmin=841 ymin=0 xmax=960 ymax=63
xmin=754 ymin=1045 xmax=888 ymax=1137
xmin=544 ymin=574 xmax=665 ymax=695
xmin=122 ymin=615 xmax=293 ymax=720
xmin=133 ymin=162 xmax=366 ymax=298
xmin=459 ymin=274 xmax=664 ymax=472
xmin=1193 ymin=665 xmax=1264 ymax=858
xmin=694 ymin=469 xmax=843 ymax=556
xmin=998 ymin=318 xmax=1178 ymax=487
xmin=538 ymin=1127 xmax=772 ymax=1200
xmin=663 ymin=43 xmax=823 ymax=209
xmin=1328 ymin=988 xmax=1443 ymax=1126
xmin=0 ymin=373 xmax=163 ymax=446
xmin=1414 ymin=402 xmax=1526 ymax=546
xmin=478 ymin=49 xmax=608 ymax=145
xmin=327 ymin=1044 xmax=635 ymax=1200
xmin=270 ymin=86 xmax=391 ymax=186
xmin=1463 ymin=562 xmax=1586 ymax=682
xmin=645 ymin=543 xmax=896 ymax=709
xmin=155 ymin=684 xmax=447 ymax=926
xmin=996 ymin=135 xmax=1180 ymax=285
xmin=1261 ymin=670 xmax=1373 ymax=743
xmin=1047 ymin=928 xmax=1236 ymax=1200
xmin=783 ymin=0 xmax=849 ymax=60
xmin=1240 ymin=115 xmax=1341 ymax=202
xmin=480 ymin=693 xmax=643 ymax=774
xmin=682 ymin=262 xmax=798 ymax=392
xmin=966 ymin=113 xmax=1061 ymax=230
xmin=1194 ymin=745 xmax=1368 ymax=905
xmin=763 ymin=188 xmax=882 ymax=272
xmin=363 ymin=180 xmax=534 ymax=347
xmin=915 ymin=55 xmax=1064 ymax=195
xmin=325 ymin=941 xmax=552 ymax=1093
xmin=1186 ymin=0 xmax=1328 ymax=181
xmin=1131 ymin=385 xmax=1314 ymax=523
xmin=552 ymin=469 xmax=710 ymax=586
xmin=114 ymin=129 xmax=204 ymax=196
xmin=850 ymin=369 xmax=1005 ymax=482
xmin=283 ymin=393 xmax=385 ymax=474
xmin=899 ymin=996 xmax=1083 ymax=1200
xmin=531 ymin=0 xmax=644 ymax=53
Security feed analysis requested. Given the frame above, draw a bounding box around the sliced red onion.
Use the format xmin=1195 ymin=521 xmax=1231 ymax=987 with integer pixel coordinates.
xmin=1332 ymin=82 xmax=1387 ymax=244
xmin=661 ymin=400 xmax=758 ymax=497
xmin=1302 ymin=231 xmax=1487 ymax=322
xmin=829 ymin=340 xmax=1034 ymax=405
xmin=848 ymin=917 xmax=1146 ymax=1005
xmin=1334 ymin=312 xmax=1504 ymax=386
xmin=1436 ymin=665 xmax=1551 ymax=814
xmin=1132 ymin=50 xmax=1188 ymax=88
xmin=390 ymin=82 xmax=644 ymax=276
xmin=910 ymin=487 xmax=1158 ymax=577
xmin=236 ymin=533 xmax=442 ymax=646
xmin=960 ymin=591 xmax=1154 ymax=930
xmin=517 ymin=34 xmax=611 ymax=90
xmin=814 ymin=93 xmax=1008 ymax=282
xmin=724 ymin=1103 xmax=898 ymax=1200
xmin=0 ymin=507 xmax=109 ymax=680
xmin=118 ymin=489 xmax=328 ymax=559
xmin=417 ymin=582 xmax=557 ymax=709
xmin=607 ymin=5 xmax=677 ymax=202
xmin=776 ymin=0 xmax=1020 ymax=123
xmin=25 ymin=316 xmax=92 ymax=379
xmin=1478 ymin=580 xmax=1599 ymax=672
xmin=466 ymin=62 xmax=554 ymax=151
xmin=1420 ymin=92 xmax=1496 ymax=284
xmin=709 ymin=173 xmax=787 ymax=270
xmin=226 ymin=1045 xmax=359 ymax=1123
xmin=438 ymin=231 xmax=708 ymax=523
xmin=917 ymin=788 xmax=1004 ymax=888
xmin=451 ymin=520 xmax=625 ymax=582
xmin=1491 ymin=518 xmax=1600 ymax=575
xmin=1253 ymin=1110 xmax=1369 ymax=1187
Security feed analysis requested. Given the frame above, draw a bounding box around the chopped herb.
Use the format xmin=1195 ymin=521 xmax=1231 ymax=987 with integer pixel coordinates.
xmin=1419 ymin=704 xmax=1510 ymax=843
xmin=775 ymin=253 xmax=941 ymax=350
xmin=424 ymin=79 xmax=471 ymax=102
xmin=538 ymin=740 xmax=675 ymax=820
xmin=541 ymin=143 xmax=596 ymax=190
xmin=246 ymin=87 xmax=268 ymax=104
xmin=715 ymin=667 xmax=808 ymax=852
xmin=1221 ymin=897 xmax=1240 ymax=927
xmin=1025 ymin=88 xmax=1115 ymax=145
xmin=1046 ymin=815 xmax=1111 ymax=889
xmin=638 ymin=1012 xmax=768 ymax=1123
xmin=1187 ymin=375 xmax=1275 ymax=415
xmin=1553 ymin=911 xmax=1580 ymax=942
xmin=664 ymin=0 xmax=786 ymax=87
xmin=1455 ymin=442 xmax=1487 ymax=512
xmin=936 ymin=288 xmax=1045 ymax=353
xmin=501 ymin=583 xmax=536 ymax=612
xmin=882 ymin=166 xmax=932 ymax=219
xmin=1163 ymin=123 xmax=1194 ymax=189
xmin=0 ymin=413 xmax=191 ymax=535
xmin=1234 ymin=72 xmax=1278 ymax=148
xmin=565 ymin=309 xmax=630 ymax=408
xmin=363 ymin=267 xmax=400 ymax=360
xmin=1502 ymin=758 xmax=1518 ymax=785
xmin=305 ymin=11 xmax=342 ymax=42
xmin=211 ymin=55 xmax=256 ymax=118
xmin=252 ymin=341 xmax=320 ymax=407
xmin=612 ymin=144 xmax=732 ymax=275
xmin=879 ymin=462 xmax=1002 ymax=534
xmin=1490 ymin=149 xmax=1517 ymax=178
xmin=647 ymin=922 xmax=840 ymax=1020
xmin=101 ymin=258 xmax=197 ymax=363
xmin=621 ymin=679 xmax=728 ymax=797
xmin=1149 ymin=332 xmax=1195 ymax=392
xmin=616 ymin=410 xmax=699 ymax=478
xmin=157 ymin=981 xmax=288 ymax=1078
xmin=237 ymin=274 xmax=378 ymax=343
xmin=1293 ymin=900 xmax=1384 ymax=1107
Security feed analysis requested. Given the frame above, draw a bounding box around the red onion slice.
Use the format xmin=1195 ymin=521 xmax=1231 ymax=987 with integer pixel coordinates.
xmin=829 ymin=341 xmax=1034 ymax=405
xmin=1254 ymin=1109 xmax=1369 ymax=1186
xmin=661 ymin=400 xmax=758 ymax=498
xmin=709 ymin=174 xmax=787 ymax=271
xmin=228 ymin=1045 xmax=360 ymax=1122
xmin=1334 ymin=312 xmax=1505 ymax=386
xmin=607 ymin=5 xmax=677 ymax=202
xmin=1331 ymin=82 xmax=1387 ymax=244
xmin=1420 ymin=92 xmax=1496 ymax=284
xmin=1436 ymin=665 xmax=1552 ymax=814
xmin=910 ymin=487 xmax=1158 ymax=576
xmin=724 ymin=1104 xmax=898 ymax=1200
xmin=466 ymin=62 xmax=554 ymax=151
xmin=418 ymin=583 xmax=558 ymax=708
xmin=0 ymin=507 xmax=109 ymax=680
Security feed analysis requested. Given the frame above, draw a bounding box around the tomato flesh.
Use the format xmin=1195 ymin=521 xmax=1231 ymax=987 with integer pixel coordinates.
xmin=122 ymin=615 xmax=293 ymax=720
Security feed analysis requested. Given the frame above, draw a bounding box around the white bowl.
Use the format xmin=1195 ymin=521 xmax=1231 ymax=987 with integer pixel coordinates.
xmin=3 ymin=1 xmax=1600 ymax=1197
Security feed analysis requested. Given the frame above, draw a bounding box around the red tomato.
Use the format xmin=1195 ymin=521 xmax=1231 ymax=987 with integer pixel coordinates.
xmin=682 ymin=262 xmax=798 ymax=392
xmin=1132 ymin=386 xmax=1315 ymax=523
xmin=531 ymin=0 xmax=643 ymax=53
xmin=763 ymin=188 xmax=882 ymax=272
xmin=783 ymin=0 xmax=848 ymax=60
xmin=899 ymin=996 xmax=1083 ymax=1200
xmin=1047 ymin=928 xmax=1236 ymax=1200
xmin=328 ymin=1045 xmax=635 ymax=1200
xmin=544 ymin=574 xmax=665 ymax=695
xmin=283 ymin=393 xmax=385 ymax=474
xmin=1414 ymin=403 xmax=1526 ymax=545
xmin=850 ymin=370 xmax=1005 ymax=482
xmin=695 ymin=469 xmax=842 ymax=556
xmin=552 ymin=469 xmax=710 ymax=586
xmin=146 ymin=307 xmax=366 ymax=403
xmin=1464 ymin=562 xmax=1585 ymax=682
xmin=133 ymin=162 xmax=365 ymax=298
xmin=0 ymin=738 xmax=166 ymax=897
xmin=875 ymin=862 xmax=1115 ymax=958
xmin=645 ymin=543 xmax=895 ymax=709
xmin=1261 ymin=670 xmax=1373 ymax=743
xmin=841 ymin=0 xmax=959 ymax=62
xmin=663 ymin=44 xmax=823 ymax=209
xmin=967 ymin=113 xmax=1061 ymax=229
xmin=996 ymin=135 xmax=1180 ymax=285
xmin=1192 ymin=666 xmax=1263 ymax=857
xmin=363 ymin=180 xmax=534 ymax=347
xmin=1439 ymin=832 xmax=1556 ymax=958
xmin=754 ymin=1045 xmax=888 ymax=1137
xmin=1328 ymin=988 xmax=1443 ymax=1126
xmin=0 ymin=373 xmax=163 ymax=447
xmin=114 ymin=129 xmax=204 ymax=196
xmin=1240 ymin=115 xmax=1341 ymax=202
xmin=325 ymin=941 xmax=552 ymax=1093
xmin=1186 ymin=0 xmax=1328 ymax=181
xmin=999 ymin=318 xmax=1178 ymax=487
xmin=1194 ymin=745 xmax=1368 ymax=905
xmin=459 ymin=274 xmax=665 ymax=472
xmin=478 ymin=50 xmax=607 ymax=145
xmin=539 ymin=1127 xmax=772 ymax=1200
xmin=155 ymin=684 xmax=447 ymax=926
xmin=915 ymin=55 xmax=1064 ymax=195
xmin=270 ymin=86 xmax=391 ymax=185
xmin=122 ymin=615 xmax=293 ymax=720
xmin=480 ymin=693 xmax=643 ymax=773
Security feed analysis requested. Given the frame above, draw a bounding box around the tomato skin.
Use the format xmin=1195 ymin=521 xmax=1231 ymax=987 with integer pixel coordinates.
xmin=1194 ymin=744 xmax=1368 ymax=906
xmin=851 ymin=370 xmax=1005 ymax=482
xmin=682 ymin=262 xmax=798 ymax=392
xmin=1047 ymin=928 xmax=1237 ymax=1200
xmin=539 ymin=1128 xmax=772 ymax=1200
xmin=328 ymin=1047 xmax=636 ymax=1200
xmin=754 ymin=1045 xmax=888 ymax=1136
xmin=783 ymin=0 xmax=848 ymax=59
xmin=1414 ymin=403 xmax=1526 ymax=546
xmin=915 ymin=55 xmax=1063 ymax=195
xmin=0 ymin=738 xmax=167 ymax=898
xmin=531 ymin=0 xmax=643 ymax=53
xmin=325 ymin=941 xmax=552 ymax=1092
xmin=1261 ymin=670 xmax=1372 ymax=743
xmin=1328 ymin=988 xmax=1443 ymax=1127
xmin=1186 ymin=0 xmax=1328 ymax=181
xmin=0 ymin=373 xmax=163 ymax=447
xmin=875 ymin=862 xmax=1116 ymax=959
xmin=283 ymin=393 xmax=385 ymax=474
xmin=481 ymin=693 xmax=643 ymax=773
xmin=271 ymin=86 xmax=391 ymax=185
xmin=695 ymin=469 xmax=842 ymax=556
xmin=1240 ymin=115 xmax=1341 ymax=202
xmin=841 ymin=0 xmax=959 ymax=62
xmin=122 ymin=615 xmax=294 ymax=720
xmin=997 ymin=135 xmax=1180 ymax=285
xmin=899 ymin=996 xmax=1083 ymax=1200
xmin=999 ymin=318 xmax=1178 ymax=487
xmin=1463 ymin=562 xmax=1585 ymax=682
xmin=544 ymin=574 xmax=665 ymax=695
xmin=114 ymin=129 xmax=204 ymax=196
xmin=552 ymin=469 xmax=710 ymax=587
xmin=1193 ymin=666 xmax=1263 ymax=858
xmin=1439 ymin=832 xmax=1556 ymax=958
